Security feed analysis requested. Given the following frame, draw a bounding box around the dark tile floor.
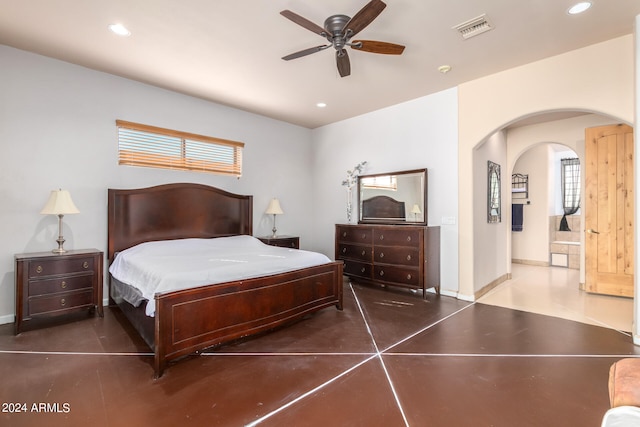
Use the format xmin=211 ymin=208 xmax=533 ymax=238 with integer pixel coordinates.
xmin=1 ymin=281 xmax=639 ymax=427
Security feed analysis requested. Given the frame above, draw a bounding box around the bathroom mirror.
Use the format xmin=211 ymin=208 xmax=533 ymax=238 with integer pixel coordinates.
xmin=358 ymin=168 xmax=427 ymax=225
xmin=487 ymin=161 xmax=501 ymax=223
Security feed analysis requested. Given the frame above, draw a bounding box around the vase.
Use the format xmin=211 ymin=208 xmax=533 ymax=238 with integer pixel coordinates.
xmin=346 ymin=187 xmax=353 ymax=223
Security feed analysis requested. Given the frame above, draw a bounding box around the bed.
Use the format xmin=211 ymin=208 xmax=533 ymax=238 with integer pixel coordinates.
xmin=107 ymin=183 xmax=343 ymax=378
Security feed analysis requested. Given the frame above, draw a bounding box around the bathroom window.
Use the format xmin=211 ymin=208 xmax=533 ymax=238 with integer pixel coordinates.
xmin=560 ymin=157 xmax=580 ymax=230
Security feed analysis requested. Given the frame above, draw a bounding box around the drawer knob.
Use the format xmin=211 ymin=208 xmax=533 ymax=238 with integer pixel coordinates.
xmin=83 ymin=261 xmax=89 ymax=269
xmin=61 ymin=281 xmax=67 ymax=289
xmin=407 ymin=274 xmax=412 ymax=280
xmin=342 ymin=232 xmax=347 ymax=237
xmin=379 ymin=270 xmax=385 ymax=277
xmin=379 ymin=252 xmax=384 ymax=258
xmin=407 ymin=255 xmax=412 ymax=261
xmin=361 ymin=234 xmax=367 ymax=239
xmin=36 ymin=265 xmax=43 ymax=274
xmin=407 ymin=236 xmax=412 ymax=242
xmin=379 ymin=235 xmax=384 ymax=240
xmin=342 ymin=247 xmax=347 ymax=254
xmin=361 ymin=267 xmax=366 ymax=273
xmin=60 ymin=298 xmax=66 ymax=307
xmin=361 ymin=250 xmax=366 ymax=256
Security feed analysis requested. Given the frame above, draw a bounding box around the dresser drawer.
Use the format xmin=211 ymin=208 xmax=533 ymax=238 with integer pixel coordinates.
xmin=342 ymin=260 xmax=372 ymax=279
xmin=28 ymin=289 xmax=94 ymax=316
xmin=374 ymin=247 xmax=420 ymax=267
xmin=373 ymin=228 xmax=421 ymax=247
xmin=28 ymin=274 xmax=94 ymax=297
xmin=336 ymin=226 xmax=372 ymax=244
xmin=337 ymin=243 xmax=371 ymax=262
xmin=374 ymin=265 xmax=420 ymax=286
xmin=28 ymin=257 xmax=94 ymax=278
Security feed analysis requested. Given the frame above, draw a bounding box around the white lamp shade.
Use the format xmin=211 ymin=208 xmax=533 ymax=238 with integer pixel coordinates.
xmin=265 ymin=198 xmax=283 ymax=215
xmin=40 ymin=190 xmax=80 ymax=215
xmin=410 ymin=204 xmax=422 ymax=214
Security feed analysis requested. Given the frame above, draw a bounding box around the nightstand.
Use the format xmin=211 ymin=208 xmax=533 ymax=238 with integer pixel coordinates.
xmin=258 ymin=235 xmax=300 ymax=249
xmin=15 ymin=249 xmax=103 ymax=334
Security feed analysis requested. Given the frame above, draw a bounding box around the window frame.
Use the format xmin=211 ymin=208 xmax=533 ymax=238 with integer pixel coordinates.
xmin=116 ymin=120 xmax=244 ymax=177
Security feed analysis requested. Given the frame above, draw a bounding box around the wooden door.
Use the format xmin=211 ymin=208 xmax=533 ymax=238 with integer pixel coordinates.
xmin=585 ymin=124 xmax=634 ymax=297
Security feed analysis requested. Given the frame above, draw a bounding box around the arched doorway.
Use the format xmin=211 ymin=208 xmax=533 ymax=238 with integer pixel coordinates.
xmin=475 ymin=111 xmax=634 ymax=331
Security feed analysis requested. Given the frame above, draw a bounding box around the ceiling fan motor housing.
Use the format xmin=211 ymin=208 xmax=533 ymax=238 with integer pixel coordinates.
xmin=324 ymin=14 xmax=351 ymax=49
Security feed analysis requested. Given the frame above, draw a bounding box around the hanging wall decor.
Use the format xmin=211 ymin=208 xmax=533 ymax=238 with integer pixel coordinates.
xmin=487 ymin=161 xmax=501 ymax=223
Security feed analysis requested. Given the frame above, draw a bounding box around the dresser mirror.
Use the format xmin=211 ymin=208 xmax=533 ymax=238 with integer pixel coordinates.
xmin=358 ymin=168 xmax=427 ymax=225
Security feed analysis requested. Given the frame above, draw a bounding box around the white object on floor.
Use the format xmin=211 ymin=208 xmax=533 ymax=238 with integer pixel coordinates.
xmin=601 ymin=406 xmax=640 ymax=427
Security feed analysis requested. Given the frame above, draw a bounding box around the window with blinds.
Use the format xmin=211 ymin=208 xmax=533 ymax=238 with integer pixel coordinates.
xmin=116 ymin=120 xmax=244 ymax=177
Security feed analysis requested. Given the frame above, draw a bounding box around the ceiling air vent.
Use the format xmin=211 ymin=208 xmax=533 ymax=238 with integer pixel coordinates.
xmin=452 ymin=14 xmax=493 ymax=40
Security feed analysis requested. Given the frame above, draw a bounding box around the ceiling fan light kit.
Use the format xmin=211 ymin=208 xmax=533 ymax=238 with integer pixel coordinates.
xmin=280 ymin=0 xmax=405 ymax=77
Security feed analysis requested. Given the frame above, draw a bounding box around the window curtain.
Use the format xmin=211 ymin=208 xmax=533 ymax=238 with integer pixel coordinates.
xmin=560 ymin=158 xmax=580 ymax=231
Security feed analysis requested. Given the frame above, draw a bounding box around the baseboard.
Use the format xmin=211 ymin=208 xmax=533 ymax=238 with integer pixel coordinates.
xmin=474 ymin=273 xmax=510 ymax=300
xmin=0 ymin=314 xmax=14 ymax=326
xmin=512 ymin=259 xmax=549 ymax=267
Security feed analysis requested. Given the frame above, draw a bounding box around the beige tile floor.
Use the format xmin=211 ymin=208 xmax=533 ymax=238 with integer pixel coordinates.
xmin=477 ymin=263 xmax=634 ymax=334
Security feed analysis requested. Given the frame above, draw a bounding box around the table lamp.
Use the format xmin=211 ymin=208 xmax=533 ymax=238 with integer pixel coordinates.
xmin=265 ymin=198 xmax=283 ymax=238
xmin=40 ymin=189 xmax=80 ymax=253
xmin=411 ymin=204 xmax=422 ymax=221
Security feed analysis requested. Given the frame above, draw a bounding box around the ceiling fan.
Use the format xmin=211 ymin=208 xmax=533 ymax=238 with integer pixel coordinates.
xmin=280 ymin=0 xmax=405 ymax=77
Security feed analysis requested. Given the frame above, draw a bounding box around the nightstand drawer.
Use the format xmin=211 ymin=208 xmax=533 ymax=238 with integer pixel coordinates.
xmin=28 ymin=289 xmax=94 ymax=316
xmin=28 ymin=274 xmax=94 ymax=296
xmin=28 ymin=257 xmax=94 ymax=278
xmin=258 ymin=236 xmax=300 ymax=249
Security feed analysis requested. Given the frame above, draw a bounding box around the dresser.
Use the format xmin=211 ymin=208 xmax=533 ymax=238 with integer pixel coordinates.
xmin=15 ymin=249 xmax=103 ymax=334
xmin=258 ymin=235 xmax=300 ymax=249
xmin=335 ymin=224 xmax=440 ymax=297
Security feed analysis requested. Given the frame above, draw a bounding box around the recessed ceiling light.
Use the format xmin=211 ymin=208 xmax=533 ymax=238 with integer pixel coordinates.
xmin=438 ymin=65 xmax=452 ymax=74
xmin=108 ymin=23 xmax=131 ymax=36
xmin=567 ymin=2 xmax=592 ymax=15
xmin=316 ymin=102 xmax=327 ymax=108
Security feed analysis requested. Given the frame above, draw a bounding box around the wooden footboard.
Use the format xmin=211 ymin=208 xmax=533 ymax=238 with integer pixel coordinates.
xmin=153 ymin=262 xmax=343 ymax=377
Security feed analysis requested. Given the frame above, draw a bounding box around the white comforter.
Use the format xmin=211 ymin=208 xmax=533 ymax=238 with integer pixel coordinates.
xmin=108 ymin=235 xmax=332 ymax=316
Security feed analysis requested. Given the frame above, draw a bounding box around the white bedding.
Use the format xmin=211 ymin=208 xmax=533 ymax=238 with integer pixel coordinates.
xmin=108 ymin=235 xmax=332 ymax=316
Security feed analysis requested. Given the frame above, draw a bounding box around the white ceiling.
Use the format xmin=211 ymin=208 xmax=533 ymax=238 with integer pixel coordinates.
xmin=1 ymin=1 xmax=638 ymax=129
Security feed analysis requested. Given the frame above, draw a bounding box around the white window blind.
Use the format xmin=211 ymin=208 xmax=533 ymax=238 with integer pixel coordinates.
xmin=116 ymin=120 xmax=244 ymax=177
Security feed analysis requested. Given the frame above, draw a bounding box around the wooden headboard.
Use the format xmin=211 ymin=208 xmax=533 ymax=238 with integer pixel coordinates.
xmin=361 ymin=195 xmax=406 ymax=221
xmin=107 ymin=183 xmax=253 ymax=261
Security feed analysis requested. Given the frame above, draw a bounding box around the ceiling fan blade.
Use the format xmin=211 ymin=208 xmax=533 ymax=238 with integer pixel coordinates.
xmin=344 ymin=0 xmax=387 ymax=37
xmin=280 ymin=10 xmax=330 ymax=37
xmin=282 ymin=45 xmax=330 ymax=61
xmin=351 ymin=40 xmax=405 ymax=55
xmin=336 ymin=50 xmax=351 ymax=77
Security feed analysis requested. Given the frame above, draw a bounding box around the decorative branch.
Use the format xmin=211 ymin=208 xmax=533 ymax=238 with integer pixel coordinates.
xmin=341 ymin=161 xmax=368 ymax=189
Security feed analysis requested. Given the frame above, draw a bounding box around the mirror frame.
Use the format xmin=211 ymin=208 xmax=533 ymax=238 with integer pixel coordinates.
xmin=357 ymin=168 xmax=427 ymax=225
xmin=487 ymin=161 xmax=501 ymax=223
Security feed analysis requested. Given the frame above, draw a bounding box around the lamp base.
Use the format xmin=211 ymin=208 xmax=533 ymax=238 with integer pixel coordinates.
xmin=52 ymin=233 xmax=66 ymax=254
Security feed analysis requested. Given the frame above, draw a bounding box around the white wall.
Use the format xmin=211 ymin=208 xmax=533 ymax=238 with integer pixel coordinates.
xmin=458 ymin=34 xmax=635 ymax=299
xmin=473 ymin=131 xmax=508 ymax=290
xmin=0 ymin=45 xmax=316 ymax=323
xmin=310 ymin=89 xmax=459 ymax=295
xmin=510 ymin=143 xmax=552 ymax=264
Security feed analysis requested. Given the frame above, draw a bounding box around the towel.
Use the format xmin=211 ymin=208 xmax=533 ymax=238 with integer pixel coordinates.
xmin=512 ymin=204 xmax=523 ymax=232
